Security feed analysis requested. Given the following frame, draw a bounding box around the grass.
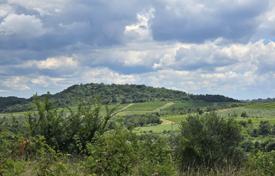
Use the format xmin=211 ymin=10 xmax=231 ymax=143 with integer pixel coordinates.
xmin=162 ymin=114 xmax=187 ymax=123
xmin=134 ymin=123 xmax=180 ymax=133
xmin=235 ymin=117 xmax=275 ymax=125
xmin=245 ymin=102 xmax=275 ymax=110
xmin=217 ymin=106 xmax=275 ymax=118
xmin=1 ymin=100 xmax=275 ymax=134
xmin=125 ymin=101 xmax=169 ymax=111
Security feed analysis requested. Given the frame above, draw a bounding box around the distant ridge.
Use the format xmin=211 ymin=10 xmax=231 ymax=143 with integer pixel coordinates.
xmin=0 ymin=83 xmax=238 ymax=112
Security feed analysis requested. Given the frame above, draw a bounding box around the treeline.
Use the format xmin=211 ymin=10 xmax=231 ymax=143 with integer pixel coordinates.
xmin=0 ymin=97 xmax=29 ymax=112
xmin=190 ymin=94 xmax=238 ymax=102
xmin=0 ymin=83 xmax=238 ymax=112
xmin=0 ymin=97 xmax=274 ymax=175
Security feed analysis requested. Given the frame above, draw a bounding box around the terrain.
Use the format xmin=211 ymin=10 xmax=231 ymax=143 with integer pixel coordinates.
xmin=0 ymin=83 xmax=237 ymax=112
xmin=0 ymin=83 xmax=275 ymax=176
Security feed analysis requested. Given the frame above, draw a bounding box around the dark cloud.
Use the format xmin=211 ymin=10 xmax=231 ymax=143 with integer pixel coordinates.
xmin=152 ymin=0 xmax=270 ymax=43
xmin=0 ymin=0 xmax=275 ymax=99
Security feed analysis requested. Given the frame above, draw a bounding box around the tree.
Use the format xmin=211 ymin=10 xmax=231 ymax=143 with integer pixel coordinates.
xmin=27 ymin=95 xmax=118 ymax=153
xmin=174 ymin=112 xmax=244 ymax=172
xmin=241 ymin=112 xmax=249 ymax=118
xmin=258 ymin=121 xmax=271 ymax=136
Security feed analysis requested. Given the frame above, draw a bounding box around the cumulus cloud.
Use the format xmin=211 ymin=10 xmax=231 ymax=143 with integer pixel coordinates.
xmin=22 ymin=56 xmax=78 ymax=70
xmin=1 ymin=0 xmax=275 ymax=99
xmin=2 ymin=76 xmax=30 ymax=91
xmin=124 ymin=8 xmax=155 ymax=42
xmin=36 ymin=56 xmax=78 ymax=70
xmin=0 ymin=13 xmax=46 ymax=38
xmin=152 ymin=0 xmax=269 ymax=42
xmin=8 ymin=0 xmax=70 ymax=15
xmin=0 ymin=4 xmax=13 ymax=18
xmin=82 ymin=67 xmax=137 ymax=85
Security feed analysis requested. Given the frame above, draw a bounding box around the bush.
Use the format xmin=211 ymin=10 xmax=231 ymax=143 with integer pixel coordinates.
xmin=258 ymin=121 xmax=271 ymax=136
xmin=0 ymin=159 xmax=25 ymax=176
xmin=249 ymin=151 xmax=275 ymax=176
xmin=265 ymin=140 xmax=275 ymax=152
xmin=241 ymin=112 xmax=249 ymax=118
xmin=85 ymin=128 xmax=137 ymax=176
xmin=85 ymin=128 xmax=177 ymax=176
xmin=27 ymin=95 xmax=118 ymax=154
xmin=175 ymin=112 xmax=244 ymax=172
xmin=135 ymin=134 xmax=176 ymax=176
xmin=124 ymin=113 xmax=161 ymax=128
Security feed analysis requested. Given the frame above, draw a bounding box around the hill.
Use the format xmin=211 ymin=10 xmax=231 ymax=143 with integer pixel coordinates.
xmin=0 ymin=83 xmax=238 ymax=112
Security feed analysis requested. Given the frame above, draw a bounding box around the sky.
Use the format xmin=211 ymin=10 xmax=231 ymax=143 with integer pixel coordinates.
xmin=1 ymin=0 xmax=275 ymax=100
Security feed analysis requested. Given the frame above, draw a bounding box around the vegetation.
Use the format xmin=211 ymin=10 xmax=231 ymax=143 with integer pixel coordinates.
xmin=174 ymin=113 xmax=244 ymax=171
xmin=1 ymin=84 xmax=275 ymax=175
xmin=0 ymin=83 xmax=238 ymax=112
xmin=123 ymin=113 xmax=161 ymax=128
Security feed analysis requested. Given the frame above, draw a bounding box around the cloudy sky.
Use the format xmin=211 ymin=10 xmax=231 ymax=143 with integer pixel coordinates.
xmin=1 ymin=0 xmax=275 ymax=99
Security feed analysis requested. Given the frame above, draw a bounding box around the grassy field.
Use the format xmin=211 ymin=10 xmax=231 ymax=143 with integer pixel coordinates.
xmin=134 ymin=123 xmax=180 ymax=133
xmin=1 ymin=100 xmax=275 ymax=134
xmin=118 ymin=101 xmax=170 ymax=115
xmin=136 ymin=101 xmax=275 ymax=133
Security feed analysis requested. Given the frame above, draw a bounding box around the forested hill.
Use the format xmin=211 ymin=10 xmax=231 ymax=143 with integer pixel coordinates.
xmin=0 ymin=83 xmax=238 ymax=112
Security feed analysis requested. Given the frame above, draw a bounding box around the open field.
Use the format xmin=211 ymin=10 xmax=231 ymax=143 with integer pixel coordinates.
xmin=135 ymin=101 xmax=275 ymax=133
xmin=1 ymin=100 xmax=275 ymax=134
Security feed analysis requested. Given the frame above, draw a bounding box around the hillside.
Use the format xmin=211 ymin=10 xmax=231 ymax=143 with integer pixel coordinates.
xmin=0 ymin=83 xmax=238 ymax=112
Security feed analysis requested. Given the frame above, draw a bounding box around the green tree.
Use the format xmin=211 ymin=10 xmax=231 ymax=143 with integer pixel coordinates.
xmin=27 ymin=95 xmax=118 ymax=153
xmin=175 ymin=112 xmax=244 ymax=172
xmin=258 ymin=121 xmax=271 ymax=136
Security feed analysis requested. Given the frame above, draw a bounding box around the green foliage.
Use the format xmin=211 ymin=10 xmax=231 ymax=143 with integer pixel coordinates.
xmin=0 ymin=130 xmax=19 ymax=161
xmin=27 ymin=95 xmax=118 ymax=153
xmin=0 ymin=97 xmax=28 ymax=112
xmin=1 ymin=91 xmax=275 ymax=175
xmin=241 ymin=112 xmax=249 ymax=118
xmin=0 ymin=159 xmax=25 ymax=176
xmin=85 ymin=128 xmax=137 ymax=176
xmin=249 ymin=151 xmax=275 ymax=176
xmin=135 ymin=134 xmax=176 ymax=176
xmin=175 ymin=112 xmax=244 ymax=171
xmin=0 ymin=83 xmax=237 ymax=113
xmin=258 ymin=121 xmax=272 ymax=136
xmin=124 ymin=113 xmax=161 ymax=128
xmin=85 ymin=128 xmax=176 ymax=176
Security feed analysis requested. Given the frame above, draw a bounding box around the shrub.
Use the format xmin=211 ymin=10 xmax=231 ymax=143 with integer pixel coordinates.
xmin=27 ymin=95 xmax=118 ymax=154
xmin=174 ymin=112 xmax=244 ymax=172
xmin=0 ymin=159 xmax=25 ymax=176
xmin=258 ymin=121 xmax=271 ymax=136
xmin=135 ymin=134 xmax=176 ymax=176
xmin=85 ymin=128 xmax=137 ymax=176
xmin=241 ymin=112 xmax=249 ymax=118
xmin=124 ymin=113 xmax=161 ymax=128
xmin=265 ymin=140 xmax=275 ymax=152
xmin=249 ymin=151 xmax=275 ymax=176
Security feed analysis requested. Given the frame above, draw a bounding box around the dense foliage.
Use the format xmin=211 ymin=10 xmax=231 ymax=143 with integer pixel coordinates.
xmin=0 ymin=97 xmax=28 ymax=112
xmin=174 ymin=113 xmax=244 ymax=171
xmin=0 ymin=83 xmax=238 ymax=112
xmin=0 ymin=95 xmax=274 ymax=176
xmin=123 ymin=113 xmax=161 ymax=128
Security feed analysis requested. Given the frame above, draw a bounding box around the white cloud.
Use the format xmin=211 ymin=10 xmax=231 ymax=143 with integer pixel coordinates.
xmin=24 ymin=56 xmax=79 ymax=70
xmin=124 ymin=8 xmax=155 ymax=42
xmin=0 ymin=4 xmax=13 ymax=18
xmin=31 ymin=76 xmax=65 ymax=87
xmin=8 ymin=0 xmax=70 ymax=15
xmin=0 ymin=14 xmax=46 ymax=38
xmin=37 ymin=56 xmax=78 ymax=70
xmin=3 ymin=76 xmax=30 ymax=91
xmin=82 ymin=67 xmax=137 ymax=85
